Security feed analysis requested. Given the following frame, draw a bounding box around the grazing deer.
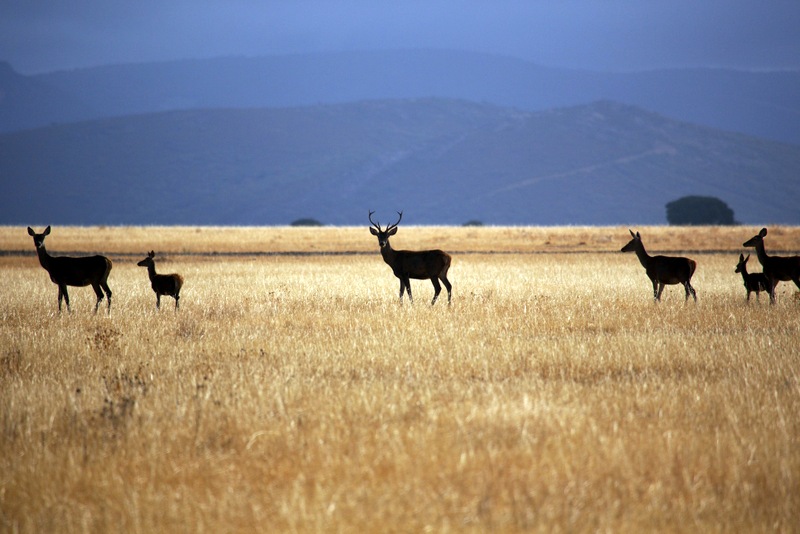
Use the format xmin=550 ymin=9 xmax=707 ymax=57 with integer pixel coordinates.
xmin=369 ymin=211 xmax=452 ymax=305
xmin=27 ymin=226 xmax=113 ymax=313
xmin=621 ymin=229 xmax=697 ymax=302
xmin=742 ymin=228 xmax=800 ymax=304
xmin=735 ymin=254 xmax=772 ymax=303
xmin=137 ymin=251 xmax=184 ymax=309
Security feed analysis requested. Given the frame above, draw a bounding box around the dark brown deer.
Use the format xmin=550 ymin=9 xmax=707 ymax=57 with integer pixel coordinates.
xmin=621 ymin=229 xmax=697 ymax=302
xmin=137 ymin=251 xmax=184 ymax=309
xmin=742 ymin=228 xmax=800 ymax=304
xmin=369 ymin=211 xmax=452 ymax=305
xmin=735 ymin=253 xmax=772 ymax=303
xmin=27 ymin=226 xmax=112 ymax=313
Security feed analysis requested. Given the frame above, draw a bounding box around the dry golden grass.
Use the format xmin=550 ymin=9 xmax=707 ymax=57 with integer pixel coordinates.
xmin=1 ymin=226 xmax=799 ymax=532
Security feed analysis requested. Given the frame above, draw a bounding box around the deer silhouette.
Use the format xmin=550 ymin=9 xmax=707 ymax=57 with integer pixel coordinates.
xmin=27 ymin=226 xmax=112 ymax=313
xmin=369 ymin=211 xmax=452 ymax=305
xmin=742 ymin=228 xmax=800 ymax=304
xmin=735 ymin=253 xmax=772 ymax=303
xmin=137 ymin=251 xmax=184 ymax=309
xmin=621 ymin=229 xmax=697 ymax=302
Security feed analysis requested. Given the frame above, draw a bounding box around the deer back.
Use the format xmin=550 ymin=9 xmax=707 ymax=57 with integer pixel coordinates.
xmin=46 ymin=255 xmax=112 ymax=286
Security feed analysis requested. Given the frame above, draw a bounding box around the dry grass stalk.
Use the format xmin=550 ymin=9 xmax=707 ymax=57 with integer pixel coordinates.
xmin=1 ymin=226 xmax=798 ymax=532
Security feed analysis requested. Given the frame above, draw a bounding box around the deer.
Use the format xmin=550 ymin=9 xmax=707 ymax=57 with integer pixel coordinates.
xmin=620 ymin=229 xmax=697 ymax=302
xmin=742 ymin=228 xmax=800 ymax=304
xmin=369 ymin=211 xmax=452 ymax=305
xmin=735 ymin=253 xmax=772 ymax=303
xmin=137 ymin=251 xmax=184 ymax=309
xmin=27 ymin=226 xmax=113 ymax=313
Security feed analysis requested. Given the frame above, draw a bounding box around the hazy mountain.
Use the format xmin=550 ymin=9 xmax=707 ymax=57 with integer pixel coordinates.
xmin=2 ymin=50 xmax=799 ymax=144
xmin=0 ymin=61 xmax=96 ymax=132
xmin=2 ymin=99 xmax=797 ymax=226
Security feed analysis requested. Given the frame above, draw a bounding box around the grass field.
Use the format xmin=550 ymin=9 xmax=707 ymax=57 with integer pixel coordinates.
xmin=1 ymin=225 xmax=799 ymax=532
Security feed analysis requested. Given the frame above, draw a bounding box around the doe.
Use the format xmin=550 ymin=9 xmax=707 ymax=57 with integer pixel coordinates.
xmin=621 ymin=229 xmax=697 ymax=302
xmin=137 ymin=251 xmax=184 ymax=309
xmin=742 ymin=228 xmax=800 ymax=304
xmin=27 ymin=226 xmax=112 ymax=313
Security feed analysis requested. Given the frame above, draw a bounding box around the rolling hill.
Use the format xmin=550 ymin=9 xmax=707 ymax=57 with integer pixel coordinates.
xmin=2 ymin=50 xmax=800 ymax=144
xmin=1 ymin=99 xmax=798 ymax=226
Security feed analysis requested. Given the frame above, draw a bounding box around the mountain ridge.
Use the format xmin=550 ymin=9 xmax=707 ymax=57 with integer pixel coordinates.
xmin=1 ymin=98 xmax=797 ymax=226
xmin=2 ymin=50 xmax=799 ymax=144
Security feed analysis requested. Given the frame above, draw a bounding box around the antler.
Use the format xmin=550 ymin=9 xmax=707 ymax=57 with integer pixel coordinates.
xmin=387 ymin=211 xmax=403 ymax=232
xmin=368 ymin=210 xmax=382 ymax=231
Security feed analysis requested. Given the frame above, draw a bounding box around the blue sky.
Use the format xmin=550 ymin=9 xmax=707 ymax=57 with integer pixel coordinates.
xmin=1 ymin=1 xmax=799 ymax=74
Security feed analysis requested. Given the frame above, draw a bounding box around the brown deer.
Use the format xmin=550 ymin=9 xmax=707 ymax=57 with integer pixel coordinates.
xmin=735 ymin=253 xmax=772 ymax=303
xmin=27 ymin=226 xmax=113 ymax=313
xmin=742 ymin=228 xmax=800 ymax=304
xmin=369 ymin=211 xmax=452 ymax=305
xmin=137 ymin=251 xmax=184 ymax=309
xmin=621 ymin=229 xmax=697 ymax=302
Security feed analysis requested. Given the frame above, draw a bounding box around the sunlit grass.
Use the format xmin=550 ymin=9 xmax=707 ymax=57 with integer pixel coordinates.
xmin=1 ymin=226 xmax=799 ymax=532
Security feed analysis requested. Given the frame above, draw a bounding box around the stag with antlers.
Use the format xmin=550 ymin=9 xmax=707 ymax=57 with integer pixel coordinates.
xmin=369 ymin=211 xmax=452 ymax=305
xmin=742 ymin=228 xmax=800 ymax=303
xmin=27 ymin=226 xmax=113 ymax=313
xmin=137 ymin=251 xmax=184 ymax=309
xmin=621 ymin=229 xmax=697 ymax=302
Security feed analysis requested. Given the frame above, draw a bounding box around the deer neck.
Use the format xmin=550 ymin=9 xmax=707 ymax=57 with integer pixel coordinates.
xmin=380 ymin=242 xmax=397 ymax=266
xmin=633 ymin=242 xmax=652 ymax=269
xmin=738 ymin=266 xmax=748 ymax=283
xmin=753 ymin=241 xmax=770 ymax=266
xmin=35 ymin=244 xmax=52 ymax=271
xmin=146 ymin=263 xmax=158 ymax=281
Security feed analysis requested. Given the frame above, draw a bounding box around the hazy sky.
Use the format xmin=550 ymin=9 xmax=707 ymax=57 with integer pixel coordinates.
xmin=1 ymin=0 xmax=799 ymax=74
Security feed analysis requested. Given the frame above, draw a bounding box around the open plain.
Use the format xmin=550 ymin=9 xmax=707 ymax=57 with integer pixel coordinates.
xmin=1 ymin=225 xmax=799 ymax=532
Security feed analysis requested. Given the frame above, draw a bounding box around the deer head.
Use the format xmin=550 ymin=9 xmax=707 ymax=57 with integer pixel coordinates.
xmin=27 ymin=225 xmax=52 ymax=249
xmin=735 ymin=253 xmax=750 ymax=273
xmin=369 ymin=210 xmax=402 ymax=249
xmin=743 ymin=228 xmax=768 ymax=248
xmin=620 ymin=229 xmax=641 ymax=253
xmin=137 ymin=251 xmax=156 ymax=268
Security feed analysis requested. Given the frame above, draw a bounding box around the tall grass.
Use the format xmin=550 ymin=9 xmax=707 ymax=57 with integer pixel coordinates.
xmin=1 ymin=226 xmax=798 ymax=532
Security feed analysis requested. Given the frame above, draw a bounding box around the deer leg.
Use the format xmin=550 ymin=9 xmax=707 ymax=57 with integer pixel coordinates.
xmin=398 ymin=279 xmax=405 ymax=301
xmin=175 ymin=294 xmax=180 ymax=309
xmin=102 ymin=282 xmax=112 ymax=312
xmin=92 ymin=283 xmax=105 ymax=313
xmin=405 ymin=279 xmax=413 ymax=303
xmin=656 ymin=282 xmax=665 ymax=302
xmin=156 ymin=294 xmax=161 ymax=309
xmin=430 ymin=277 xmax=441 ymax=305
xmin=769 ymin=280 xmax=777 ymax=304
xmin=684 ymin=281 xmax=697 ymax=302
xmin=441 ymin=276 xmax=452 ymax=304
xmin=59 ymin=284 xmax=71 ymax=313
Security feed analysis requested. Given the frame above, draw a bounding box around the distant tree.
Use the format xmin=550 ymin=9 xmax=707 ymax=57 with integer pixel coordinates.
xmin=463 ymin=220 xmax=484 ymax=227
xmin=665 ymin=196 xmax=736 ymax=226
xmin=290 ymin=218 xmax=324 ymax=227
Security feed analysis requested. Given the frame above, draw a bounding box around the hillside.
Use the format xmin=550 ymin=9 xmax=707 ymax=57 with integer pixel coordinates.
xmin=2 ymin=50 xmax=799 ymax=144
xmin=1 ymin=99 xmax=798 ymax=226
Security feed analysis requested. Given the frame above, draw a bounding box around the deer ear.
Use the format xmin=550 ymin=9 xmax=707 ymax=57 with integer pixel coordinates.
xmin=388 ymin=227 xmax=398 ymax=236
xmin=745 ymin=254 xmax=750 ymax=262
xmin=370 ymin=227 xmax=379 ymax=236
xmin=636 ymin=232 xmax=641 ymax=239
xmin=27 ymin=227 xmax=35 ymax=236
xmin=629 ymin=229 xmax=635 ymax=238
xmin=759 ymin=228 xmax=767 ymax=237
xmin=739 ymin=253 xmax=744 ymax=262
xmin=44 ymin=226 xmax=51 ymax=235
